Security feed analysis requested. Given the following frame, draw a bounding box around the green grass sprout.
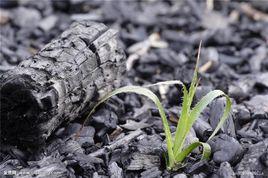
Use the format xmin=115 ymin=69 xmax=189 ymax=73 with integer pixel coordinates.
xmin=79 ymin=41 xmax=232 ymax=170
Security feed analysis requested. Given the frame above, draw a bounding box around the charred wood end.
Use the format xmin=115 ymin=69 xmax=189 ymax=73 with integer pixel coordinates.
xmin=0 ymin=21 xmax=126 ymax=149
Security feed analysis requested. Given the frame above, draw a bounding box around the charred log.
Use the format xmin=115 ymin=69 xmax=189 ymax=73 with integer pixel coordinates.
xmin=0 ymin=21 xmax=125 ymax=148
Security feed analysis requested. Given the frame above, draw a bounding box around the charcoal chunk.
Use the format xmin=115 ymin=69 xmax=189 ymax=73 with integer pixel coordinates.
xmin=217 ymin=162 xmax=235 ymax=178
xmin=233 ymin=104 xmax=251 ymax=125
xmin=140 ymin=167 xmax=162 ymax=178
xmin=108 ymin=162 xmax=123 ymax=178
xmin=57 ymin=123 xmax=95 ymax=145
xmin=173 ymin=173 xmax=187 ymax=178
xmin=260 ymin=152 xmax=268 ymax=167
xmin=64 ymin=152 xmax=103 ymax=176
xmin=186 ymin=160 xmax=212 ymax=175
xmin=236 ymin=139 xmax=268 ymax=177
xmin=0 ymin=21 xmax=125 ymax=148
xmin=13 ymin=7 xmax=41 ymax=28
xmin=127 ymin=153 xmax=160 ymax=171
xmin=209 ymin=98 xmax=236 ymax=137
xmin=18 ymin=156 xmax=74 ymax=178
xmin=245 ymin=95 xmax=268 ymax=119
xmin=91 ymin=108 xmax=118 ymax=140
xmin=208 ymin=134 xmax=243 ymax=164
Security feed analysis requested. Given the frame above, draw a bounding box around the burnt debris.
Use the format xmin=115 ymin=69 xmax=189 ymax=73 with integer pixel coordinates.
xmin=0 ymin=21 xmax=125 ymax=148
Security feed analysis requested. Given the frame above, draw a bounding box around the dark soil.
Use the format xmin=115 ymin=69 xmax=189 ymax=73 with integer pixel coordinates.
xmin=0 ymin=0 xmax=268 ymax=178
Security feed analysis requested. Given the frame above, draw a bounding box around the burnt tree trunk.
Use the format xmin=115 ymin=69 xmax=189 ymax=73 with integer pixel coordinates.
xmin=0 ymin=21 xmax=125 ymax=148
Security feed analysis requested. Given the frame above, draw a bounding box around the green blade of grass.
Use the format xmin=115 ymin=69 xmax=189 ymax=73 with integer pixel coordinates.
xmin=173 ymin=84 xmax=190 ymax=155
xmin=173 ymin=42 xmax=202 ymax=156
xmin=175 ymin=141 xmax=211 ymax=162
xmin=187 ymin=90 xmax=232 ymax=142
xmin=80 ymin=85 xmax=176 ymax=168
xmin=188 ymin=41 xmax=202 ymax=106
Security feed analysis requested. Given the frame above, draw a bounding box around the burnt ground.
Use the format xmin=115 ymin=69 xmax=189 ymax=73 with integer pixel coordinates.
xmin=0 ymin=0 xmax=268 ymax=177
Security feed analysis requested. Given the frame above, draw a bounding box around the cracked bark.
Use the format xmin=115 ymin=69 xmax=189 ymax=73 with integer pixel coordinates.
xmin=0 ymin=21 xmax=125 ymax=148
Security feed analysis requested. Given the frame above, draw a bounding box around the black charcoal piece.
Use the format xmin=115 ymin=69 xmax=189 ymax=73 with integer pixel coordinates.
xmin=59 ymin=139 xmax=83 ymax=155
xmin=38 ymin=15 xmax=58 ymax=32
xmin=228 ymin=77 xmax=255 ymax=101
xmin=237 ymin=119 xmax=264 ymax=143
xmin=58 ymin=123 xmax=95 ymax=145
xmin=209 ymin=98 xmax=236 ymax=137
xmin=245 ymin=95 xmax=268 ymax=119
xmin=173 ymin=173 xmax=187 ymax=178
xmin=91 ymin=108 xmax=118 ymax=140
xmin=193 ymin=117 xmax=213 ymax=141
xmin=0 ymin=21 xmax=125 ymax=148
xmin=208 ymin=134 xmax=243 ymax=165
xmin=13 ymin=7 xmax=41 ymax=28
xmin=120 ymin=120 xmax=151 ymax=131
xmin=108 ymin=162 xmax=123 ymax=178
xmin=135 ymin=134 xmax=163 ymax=155
xmin=127 ymin=153 xmax=161 ymax=171
xmin=256 ymin=72 xmax=268 ymax=88
xmin=0 ymin=0 xmax=18 ymax=8
xmin=249 ymin=46 xmax=267 ymax=72
xmin=233 ymin=104 xmax=251 ymax=125
xmin=219 ymin=53 xmax=244 ymax=67
xmin=64 ymin=152 xmax=103 ymax=176
xmin=260 ymin=152 xmax=268 ymax=167
xmin=192 ymin=173 xmax=207 ymax=178
xmin=18 ymin=156 xmax=75 ymax=178
xmin=186 ymin=160 xmax=212 ymax=175
xmin=140 ymin=167 xmax=162 ymax=178
xmin=217 ymin=162 xmax=235 ymax=178
xmin=236 ymin=139 xmax=268 ymax=177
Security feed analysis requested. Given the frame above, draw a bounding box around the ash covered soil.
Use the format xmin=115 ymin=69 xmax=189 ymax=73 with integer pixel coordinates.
xmin=0 ymin=0 xmax=268 ymax=177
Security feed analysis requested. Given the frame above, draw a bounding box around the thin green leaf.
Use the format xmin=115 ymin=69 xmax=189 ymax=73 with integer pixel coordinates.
xmin=187 ymin=90 xmax=232 ymax=142
xmin=175 ymin=141 xmax=211 ymax=162
xmin=173 ymin=42 xmax=202 ymax=156
xmin=188 ymin=41 xmax=202 ymax=106
xmin=173 ymin=85 xmax=189 ymax=155
xmin=80 ymin=86 xmax=176 ymax=168
xmin=208 ymin=94 xmax=232 ymax=140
